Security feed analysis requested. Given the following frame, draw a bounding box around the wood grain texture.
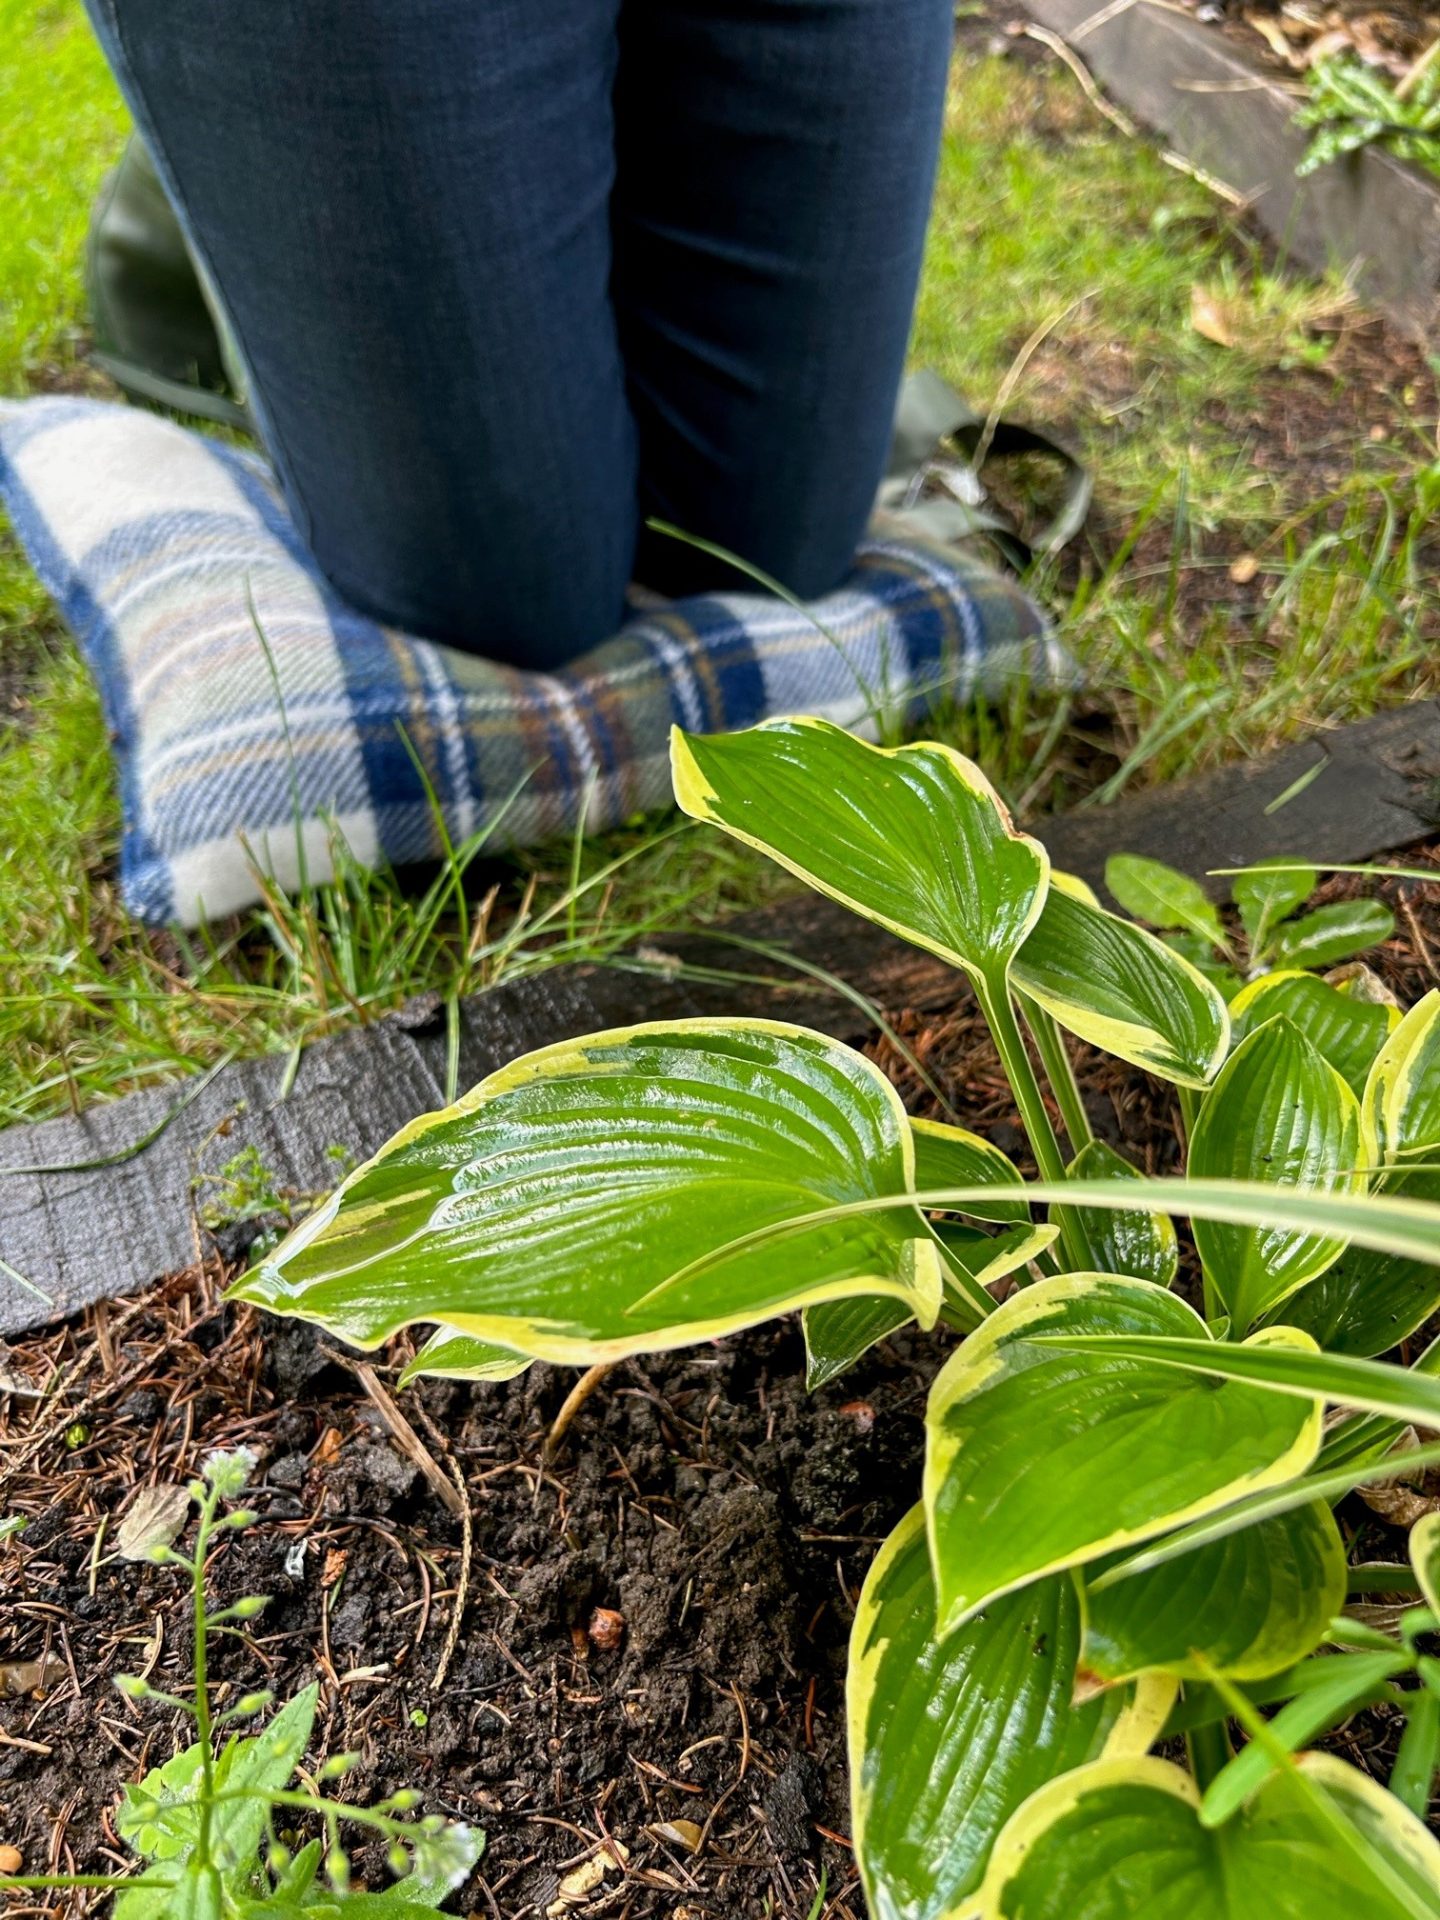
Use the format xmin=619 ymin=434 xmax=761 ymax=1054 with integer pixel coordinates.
xmin=4 ymin=702 xmax=1438 ymax=1332
xmin=1023 ymin=0 xmax=1440 ymax=337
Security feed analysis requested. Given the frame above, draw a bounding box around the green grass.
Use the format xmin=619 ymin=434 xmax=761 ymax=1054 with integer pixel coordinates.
xmin=1 ymin=2 xmax=1437 ymax=1126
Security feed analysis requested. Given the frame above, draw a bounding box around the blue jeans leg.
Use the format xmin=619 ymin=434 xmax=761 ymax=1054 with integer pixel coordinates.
xmin=83 ymin=0 xmax=951 ymax=663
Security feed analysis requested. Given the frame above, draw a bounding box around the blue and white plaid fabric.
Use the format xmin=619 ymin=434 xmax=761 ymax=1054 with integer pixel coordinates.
xmin=0 ymin=397 xmax=1070 ymax=927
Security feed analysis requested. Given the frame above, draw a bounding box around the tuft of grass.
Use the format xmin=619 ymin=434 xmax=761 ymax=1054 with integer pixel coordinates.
xmin=0 ymin=4 xmax=1437 ymax=1128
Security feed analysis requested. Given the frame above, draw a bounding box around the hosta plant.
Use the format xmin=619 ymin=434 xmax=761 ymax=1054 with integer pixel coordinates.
xmin=234 ymin=719 xmax=1440 ymax=1920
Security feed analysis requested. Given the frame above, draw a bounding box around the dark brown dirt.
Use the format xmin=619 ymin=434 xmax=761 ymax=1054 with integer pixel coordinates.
xmin=0 ymin=1277 xmax=947 ymax=1919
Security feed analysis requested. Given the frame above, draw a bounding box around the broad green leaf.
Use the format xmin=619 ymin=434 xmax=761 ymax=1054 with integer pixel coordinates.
xmin=398 ymin=1328 xmax=533 ymax=1386
xmin=232 ymin=1021 xmax=944 ymax=1364
xmin=673 ymin=1175 xmax=1440 ymax=1295
xmin=1234 ymin=857 xmax=1317 ymax=955
xmin=1271 ymin=899 xmax=1395 ymax=972
xmin=116 ymin=1860 xmax=221 ymax=1920
xmin=1413 ymin=1512 xmax=1440 ymax=1615
xmin=910 ymin=1118 xmax=1030 ymax=1226
xmin=1164 ymin=929 xmax=1242 ymax=1000
xmin=1230 ymin=970 xmax=1399 ymax=1096
xmin=1104 ymin=852 xmax=1226 ymax=947
xmin=1290 ymin=992 xmax=1440 ymax=1355
xmin=1091 ymin=1439 xmax=1440 ymax=1588
xmin=975 ymin=1754 xmax=1440 ymax=1920
xmin=1011 ymin=880 xmax=1229 ymax=1087
xmin=802 ymin=1223 xmax=1055 ymax=1389
xmin=1270 ymin=1241 xmax=1440 ymax=1359
xmin=848 ymin=1508 xmax=1171 ymax=1920
xmin=1078 ymin=1500 xmax=1343 ymax=1686
xmin=1366 ymin=989 xmax=1440 ymax=1164
xmin=670 ymin=719 xmax=1050 ymax=986
xmin=1034 ymin=1331 xmax=1440 ymax=1430
xmin=923 ymin=1274 xmax=1321 ymax=1634
xmin=1062 ymin=1141 xmax=1178 ymax=1286
xmin=1188 ymin=1017 xmax=1368 ymax=1329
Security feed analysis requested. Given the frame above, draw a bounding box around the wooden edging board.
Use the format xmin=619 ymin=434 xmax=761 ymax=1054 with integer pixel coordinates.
xmin=1023 ymin=0 xmax=1440 ymax=338
xmin=3 ymin=700 xmax=1438 ymax=1335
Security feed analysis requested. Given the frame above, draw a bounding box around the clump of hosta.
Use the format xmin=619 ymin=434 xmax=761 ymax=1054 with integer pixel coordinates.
xmin=0 ymin=1450 xmax=482 ymax=1916
xmin=235 ymin=719 xmax=1440 ymax=1920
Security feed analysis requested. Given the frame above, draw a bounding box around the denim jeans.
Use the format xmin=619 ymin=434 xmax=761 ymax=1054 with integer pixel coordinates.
xmin=84 ymin=0 xmax=953 ymax=666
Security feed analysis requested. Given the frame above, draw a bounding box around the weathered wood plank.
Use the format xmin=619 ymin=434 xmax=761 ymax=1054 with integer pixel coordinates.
xmin=1022 ymin=0 xmax=1440 ymax=337
xmin=4 ymin=701 xmax=1438 ymax=1333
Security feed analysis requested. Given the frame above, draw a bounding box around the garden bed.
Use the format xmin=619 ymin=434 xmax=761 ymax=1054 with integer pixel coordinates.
xmin=1020 ymin=0 xmax=1440 ymax=334
xmin=5 ymin=838 xmax=1440 ymax=1916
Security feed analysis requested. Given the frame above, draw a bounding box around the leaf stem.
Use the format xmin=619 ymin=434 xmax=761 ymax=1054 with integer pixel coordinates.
xmin=1185 ymin=1716 xmax=1232 ymax=1792
xmin=1024 ymin=1005 xmax=1093 ymax=1154
xmin=976 ymin=974 xmax=1079 ymax=1267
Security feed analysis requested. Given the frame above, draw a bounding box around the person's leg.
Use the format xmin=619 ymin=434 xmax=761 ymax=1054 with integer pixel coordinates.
xmin=82 ymin=0 xmax=637 ymax=665
xmin=613 ymin=0 xmax=954 ymax=603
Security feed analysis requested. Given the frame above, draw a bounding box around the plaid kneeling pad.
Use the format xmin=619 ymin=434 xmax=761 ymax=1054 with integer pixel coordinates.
xmin=0 ymin=397 xmax=1070 ymax=927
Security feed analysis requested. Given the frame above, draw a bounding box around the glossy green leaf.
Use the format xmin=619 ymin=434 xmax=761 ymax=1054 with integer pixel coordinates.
xmin=1188 ymin=1016 xmax=1368 ymax=1329
xmin=1104 ymin=853 xmax=1226 ymax=947
xmin=1011 ymin=879 xmax=1229 ymax=1087
xmin=1413 ymin=1512 xmax=1440 ymax=1616
xmin=803 ymin=1222 xmax=1055 ymax=1389
xmin=1062 ymin=1141 xmax=1178 ymax=1285
xmin=923 ymin=1274 xmax=1321 ymax=1634
xmin=1230 ymin=970 xmax=1399 ymax=1096
xmin=1078 ymin=1500 xmax=1343 ymax=1686
xmin=1164 ymin=930 xmax=1242 ymax=1000
xmin=1036 ymin=1330 xmax=1440 ymax=1430
xmin=910 ymin=1118 xmax=1030 ymax=1226
xmin=1091 ymin=1439 xmax=1440 ymax=1588
xmin=1271 ymin=899 xmax=1395 ymax=972
xmin=232 ymin=1020 xmax=945 ymax=1364
xmin=976 ymin=1754 xmax=1440 ymax=1920
xmin=670 ymin=719 xmax=1049 ymax=986
xmin=848 ymin=1508 xmax=1172 ymax=1920
xmin=398 ymin=1328 xmax=533 ymax=1386
xmin=1234 ymin=857 xmax=1317 ymax=954
xmin=1291 ymin=992 xmax=1440 ymax=1354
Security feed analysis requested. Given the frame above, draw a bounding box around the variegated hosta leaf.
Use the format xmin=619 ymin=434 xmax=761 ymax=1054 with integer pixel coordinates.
xmin=923 ymin=1274 xmax=1322 ymax=1634
xmin=1078 ymin=1499 xmax=1344 ymax=1687
xmin=1234 ymin=857 xmax=1317 ymax=955
xmin=1286 ymin=989 xmax=1440 ymax=1356
xmin=670 ymin=719 xmax=1049 ymax=986
xmin=1230 ymin=970 xmax=1399 ymax=1096
xmin=910 ymin=1117 xmax=1030 ymax=1225
xmin=1413 ymin=1511 xmax=1440 ymax=1615
xmin=848 ymin=1508 xmax=1172 ymax=1920
xmin=1062 ymin=1141 xmax=1178 ymax=1286
xmin=399 ymin=1328 xmax=533 ymax=1386
xmin=976 ymin=1753 xmax=1440 ymax=1920
xmin=1013 ymin=878 xmax=1229 ymax=1088
xmin=1189 ymin=1016 xmax=1369 ymax=1330
xmin=802 ymin=1222 xmax=1055 ymax=1390
xmin=1103 ymin=854 xmax=1226 ymax=948
xmin=231 ymin=1021 xmax=945 ymax=1365
xmin=1270 ymin=898 xmax=1395 ymax=972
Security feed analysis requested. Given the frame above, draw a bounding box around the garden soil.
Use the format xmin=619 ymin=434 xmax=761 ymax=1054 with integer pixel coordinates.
xmin=3 ymin=854 xmax=1440 ymax=1916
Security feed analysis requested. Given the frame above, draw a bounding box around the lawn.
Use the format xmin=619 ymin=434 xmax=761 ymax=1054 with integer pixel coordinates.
xmin=1 ymin=0 xmax=1437 ymax=1127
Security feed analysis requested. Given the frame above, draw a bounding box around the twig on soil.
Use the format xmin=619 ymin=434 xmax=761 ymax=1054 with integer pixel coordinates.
xmin=350 ymin=1361 xmax=465 ymax=1518
xmin=431 ymin=1451 xmax=472 ymax=1692
xmin=544 ymin=1361 xmax=620 ymax=1461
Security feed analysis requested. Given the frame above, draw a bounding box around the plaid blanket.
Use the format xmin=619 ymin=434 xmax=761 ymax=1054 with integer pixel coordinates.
xmin=0 ymin=396 xmax=1070 ymax=927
